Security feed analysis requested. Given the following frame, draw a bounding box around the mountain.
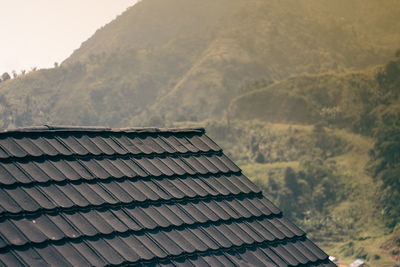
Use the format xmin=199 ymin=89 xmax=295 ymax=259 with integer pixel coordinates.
xmin=1 ymin=0 xmax=400 ymax=265
xmin=1 ymin=0 xmax=400 ymax=128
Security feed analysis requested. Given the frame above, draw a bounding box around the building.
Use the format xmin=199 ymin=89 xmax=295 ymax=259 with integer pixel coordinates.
xmin=0 ymin=126 xmax=336 ymax=266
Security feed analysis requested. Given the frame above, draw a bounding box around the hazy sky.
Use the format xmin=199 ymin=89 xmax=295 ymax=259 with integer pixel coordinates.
xmin=0 ymin=0 xmax=139 ymax=75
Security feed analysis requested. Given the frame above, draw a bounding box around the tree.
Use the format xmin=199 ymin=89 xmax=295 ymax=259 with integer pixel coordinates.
xmin=1 ymin=72 xmax=10 ymax=81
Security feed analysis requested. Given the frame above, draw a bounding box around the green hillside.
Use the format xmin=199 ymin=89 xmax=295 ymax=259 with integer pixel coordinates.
xmin=1 ymin=0 xmax=400 ymax=265
xmin=226 ymin=57 xmax=400 ymax=265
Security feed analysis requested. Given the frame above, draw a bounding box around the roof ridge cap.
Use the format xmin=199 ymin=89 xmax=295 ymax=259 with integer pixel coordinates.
xmin=0 ymin=125 xmax=205 ymax=134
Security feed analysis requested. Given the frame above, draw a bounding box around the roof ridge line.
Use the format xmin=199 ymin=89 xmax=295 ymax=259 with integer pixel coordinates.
xmin=0 ymin=125 xmax=205 ymax=135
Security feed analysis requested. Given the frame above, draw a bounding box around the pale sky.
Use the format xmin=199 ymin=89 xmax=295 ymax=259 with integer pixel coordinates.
xmin=0 ymin=0 xmax=139 ymax=75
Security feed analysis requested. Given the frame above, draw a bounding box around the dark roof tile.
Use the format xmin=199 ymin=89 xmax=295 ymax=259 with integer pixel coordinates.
xmin=191 ymin=177 xmax=219 ymax=196
xmin=17 ymin=161 xmax=50 ymax=183
xmin=0 ymin=137 xmax=28 ymax=158
xmin=148 ymin=157 xmax=174 ymax=176
xmin=1 ymin=163 xmax=31 ymax=184
xmin=14 ymin=247 xmax=49 ymax=266
xmin=73 ymin=135 xmax=103 ymax=155
xmin=0 ymin=220 xmax=28 ymax=246
xmin=260 ymin=246 xmax=288 ymax=267
xmin=302 ymin=239 xmax=328 ymax=260
xmin=71 ymin=183 xmax=106 ymax=206
xmin=285 ymin=242 xmax=310 ymax=265
xmin=86 ymin=183 xmax=119 ymax=204
xmin=185 ymin=134 xmax=211 ymax=152
xmin=214 ymin=223 xmax=243 ymax=246
xmin=161 ymin=136 xmax=188 ymax=153
xmin=158 ymin=157 xmax=186 ymax=175
xmin=135 ymin=158 xmax=163 ymax=177
xmin=53 ymin=243 xmax=92 ymax=266
xmin=88 ymin=136 xmax=116 ymax=155
xmin=177 ymin=228 xmax=209 ymax=252
xmin=39 ymin=184 xmax=75 ymax=209
xmin=105 ymin=236 xmax=140 ymax=263
xmin=50 ymin=160 xmax=82 ymax=181
xmin=202 ymin=253 xmax=234 ymax=267
xmin=110 ymin=209 xmax=142 ymax=231
xmin=200 ymin=176 xmax=231 ymax=196
xmin=135 ymin=233 xmax=168 ymax=259
xmin=81 ymin=210 xmax=114 ymax=234
xmin=247 ymin=220 xmax=276 ymax=242
xmin=13 ymin=137 xmax=44 ymax=157
xmin=35 ymin=161 xmax=67 ymax=182
xmin=35 ymin=244 xmax=73 ymax=266
xmin=0 ymin=164 xmax=16 ymax=185
xmin=170 ymin=157 xmax=196 ymax=175
xmin=0 ymin=146 xmax=8 ymax=159
xmin=197 ymin=134 xmax=221 ymax=151
xmin=32 ymin=215 xmax=65 ymax=241
xmin=96 ymin=159 xmax=125 ymax=178
xmin=128 ymin=136 xmax=155 ymax=154
xmin=70 ymin=241 xmax=108 ymax=266
xmin=188 ymin=227 xmax=219 ymax=250
xmin=31 ymin=137 xmax=62 ymax=156
xmin=157 ymin=179 xmax=185 ymax=199
xmin=271 ymin=244 xmax=300 ymax=266
xmin=58 ymin=135 xmax=89 ymax=156
xmin=149 ymin=231 xmax=184 ymax=256
xmin=176 ymin=136 xmax=200 ymax=153
xmin=113 ymin=135 xmax=142 ymax=154
xmin=21 ymin=187 xmax=56 ymax=210
xmin=0 ymin=251 xmax=22 ymax=266
xmin=79 ymin=159 xmax=110 ymax=179
xmin=101 ymin=136 xmax=128 ymax=155
xmin=121 ymin=158 xmax=148 ymax=177
xmin=63 ymin=212 xmax=98 ymax=236
xmin=101 ymin=181 xmax=134 ymax=203
xmin=47 ymin=214 xmax=81 ymax=239
xmin=120 ymin=235 xmax=154 ymax=260
xmin=3 ymin=187 xmax=40 ymax=213
xmin=88 ymin=237 xmax=125 ymax=265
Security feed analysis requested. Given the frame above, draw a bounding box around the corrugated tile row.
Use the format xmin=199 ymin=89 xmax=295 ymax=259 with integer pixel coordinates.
xmin=0 ymin=173 xmax=263 ymax=215
xmin=0 ymin=154 xmax=240 ymax=186
xmin=0 ymin=133 xmax=220 ymax=159
xmin=0 ymin=196 xmax=290 ymax=248
xmin=0 ymin=236 xmax=329 ymax=267
xmin=166 ymin=243 xmax=336 ymax=267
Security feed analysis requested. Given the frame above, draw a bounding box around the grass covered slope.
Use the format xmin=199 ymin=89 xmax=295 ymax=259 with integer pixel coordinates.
xmin=230 ymin=69 xmax=379 ymax=126
xmin=230 ymin=58 xmax=400 ymax=134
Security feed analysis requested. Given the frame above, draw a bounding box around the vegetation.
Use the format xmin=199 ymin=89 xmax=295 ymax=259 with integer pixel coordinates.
xmin=1 ymin=0 xmax=400 ymax=265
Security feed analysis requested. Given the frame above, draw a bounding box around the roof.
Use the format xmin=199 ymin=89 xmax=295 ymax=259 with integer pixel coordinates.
xmin=0 ymin=125 xmax=335 ymax=266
